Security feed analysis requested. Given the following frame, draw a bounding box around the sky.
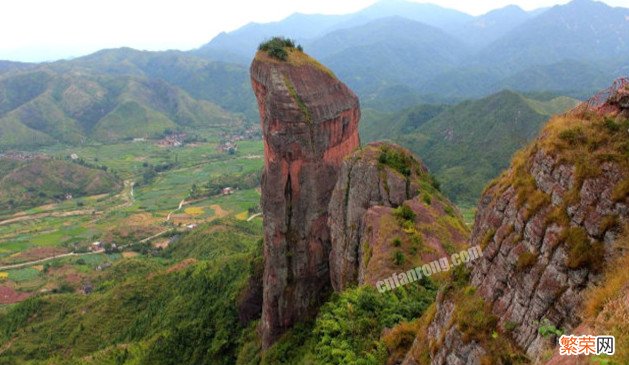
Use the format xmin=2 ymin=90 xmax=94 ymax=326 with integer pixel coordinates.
xmin=1 ymin=0 xmax=627 ymax=62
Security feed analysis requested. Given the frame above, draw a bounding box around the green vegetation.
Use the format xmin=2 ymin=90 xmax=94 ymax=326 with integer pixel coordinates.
xmin=0 ymin=67 xmax=242 ymax=149
xmin=361 ymin=90 xmax=579 ymax=205
xmin=378 ymin=145 xmax=415 ymax=177
xmin=394 ymin=203 xmax=416 ymax=223
xmin=558 ymin=126 xmax=587 ymax=145
xmin=582 ymin=228 xmax=629 ymax=364
xmin=0 ymin=140 xmax=263 ymax=264
xmin=537 ymin=319 xmax=564 ymax=338
xmin=258 ymin=37 xmax=302 ymax=61
xmin=0 ymin=158 xmax=121 ymax=212
xmin=0 ymin=218 xmax=262 ymax=365
xmin=283 ymin=75 xmax=313 ymax=126
xmin=393 ymin=250 xmax=406 ymax=266
xmin=516 ymin=251 xmax=538 ymax=272
xmin=439 ymin=280 xmax=527 ymax=364
xmin=564 ymin=226 xmax=605 ymax=272
xmin=258 ymin=283 xmax=437 ymax=365
xmin=454 ymin=286 xmax=497 ymax=343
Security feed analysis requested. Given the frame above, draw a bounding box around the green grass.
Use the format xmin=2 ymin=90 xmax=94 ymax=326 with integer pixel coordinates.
xmin=0 ymin=158 xmax=121 ymax=213
xmin=459 ymin=206 xmax=477 ymax=226
xmin=0 ymin=219 xmax=262 ymax=365
xmin=0 ymin=140 xmax=264 ymax=261
xmin=7 ymin=268 xmax=41 ymax=282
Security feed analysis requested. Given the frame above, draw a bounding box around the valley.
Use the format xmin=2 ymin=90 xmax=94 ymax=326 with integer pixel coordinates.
xmin=0 ymin=137 xmax=264 ymax=309
xmin=0 ymin=0 xmax=628 ymax=364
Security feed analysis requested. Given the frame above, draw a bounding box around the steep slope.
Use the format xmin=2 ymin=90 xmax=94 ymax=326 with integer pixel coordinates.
xmin=250 ymin=42 xmax=360 ymax=348
xmin=0 ymin=67 xmax=238 ymax=147
xmin=0 ymin=158 xmax=121 ymax=211
xmin=253 ymin=144 xmax=470 ymax=365
xmin=362 ymin=91 xmax=580 ymax=205
xmin=402 ymin=80 xmax=629 ymax=364
xmin=328 ymin=142 xmax=468 ymax=291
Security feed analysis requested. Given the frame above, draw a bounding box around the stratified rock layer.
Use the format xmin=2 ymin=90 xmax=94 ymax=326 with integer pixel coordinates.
xmin=328 ymin=142 xmax=468 ymax=291
xmin=251 ymin=50 xmax=360 ymax=348
xmin=402 ymin=85 xmax=629 ymax=365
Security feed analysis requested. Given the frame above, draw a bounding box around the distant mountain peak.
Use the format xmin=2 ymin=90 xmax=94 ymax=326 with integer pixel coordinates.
xmin=562 ymin=0 xmax=609 ymax=9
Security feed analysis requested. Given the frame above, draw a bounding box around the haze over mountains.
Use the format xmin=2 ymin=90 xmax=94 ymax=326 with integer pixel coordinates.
xmin=1 ymin=0 xmax=627 ymax=205
xmin=1 ymin=2 xmax=629 ymax=363
xmin=2 ymin=0 xmax=627 ymax=109
xmin=200 ymin=0 xmax=629 ymax=100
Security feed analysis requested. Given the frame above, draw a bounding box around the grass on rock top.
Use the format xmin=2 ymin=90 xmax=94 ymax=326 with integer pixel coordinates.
xmin=255 ymin=38 xmax=336 ymax=79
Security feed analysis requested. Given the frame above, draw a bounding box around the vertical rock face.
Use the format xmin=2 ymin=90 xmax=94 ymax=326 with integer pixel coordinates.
xmin=402 ymin=84 xmax=629 ymax=364
xmin=251 ymin=50 xmax=360 ymax=348
xmin=328 ymin=142 xmax=469 ymax=291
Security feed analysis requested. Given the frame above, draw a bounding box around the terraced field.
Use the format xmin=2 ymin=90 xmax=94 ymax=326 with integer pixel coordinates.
xmin=0 ymin=139 xmax=264 ymax=304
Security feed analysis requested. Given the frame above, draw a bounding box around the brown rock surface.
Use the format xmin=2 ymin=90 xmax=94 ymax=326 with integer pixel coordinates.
xmin=251 ymin=48 xmax=360 ymax=348
xmin=404 ymin=88 xmax=629 ymax=364
xmin=328 ymin=142 xmax=469 ymax=291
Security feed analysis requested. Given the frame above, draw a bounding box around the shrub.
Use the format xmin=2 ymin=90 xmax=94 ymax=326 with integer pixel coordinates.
xmin=392 ymin=237 xmax=402 ymax=247
xmin=381 ymin=321 xmax=419 ymax=361
xmin=480 ymin=229 xmax=495 ymax=250
xmin=450 ymin=265 xmax=470 ymax=289
xmin=393 ymin=251 xmax=405 ymax=266
xmin=558 ymin=127 xmax=587 ymax=145
xmin=612 ymin=179 xmax=629 ymax=202
xmin=538 ymin=319 xmax=563 ymax=337
xmin=430 ymin=175 xmax=441 ymax=191
xmin=394 ymin=204 xmax=416 ymax=223
xmin=564 ymin=227 xmax=605 ymax=271
xmin=454 ymin=287 xmax=497 ymax=343
xmin=603 ymin=118 xmax=620 ymax=132
xmin=516 ymin=251 xmax=537 ymax=271
xmin=422 ymin=193 xmax=432 ymax=205
xmin=378 ymin=146 xmax=414 ymax=177
xmin=258 ymin=37 xmax=302 ymax=61
xmin=504 ymin=321 xmax=517 ymax=332
xmin=311 ymin=284 xmax=437 ymax=365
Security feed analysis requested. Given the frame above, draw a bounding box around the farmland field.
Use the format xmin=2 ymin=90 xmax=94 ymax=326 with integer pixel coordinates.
xmin=0 ymin=137 xmax=264 ymax=304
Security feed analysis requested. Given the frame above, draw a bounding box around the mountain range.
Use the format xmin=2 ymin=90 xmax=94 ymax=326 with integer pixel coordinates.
xmin=200 ymin=0 xmax=629 ymax=100
xmin=0 ymin=66 xmax=240 ymax=149
xmin=1 ymin=0 xmax=626 ymax=124
xmin=0 ymin=0 xmax=627 ymax=205
xmin=361 ymin=90 xmax=580 ymax=205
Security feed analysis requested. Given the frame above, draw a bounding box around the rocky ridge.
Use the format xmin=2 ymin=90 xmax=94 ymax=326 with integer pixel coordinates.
xmin=329 ymin=142 xmax=468 ymax=291
xmin=402 ymin=82 xmax=629 ymax=364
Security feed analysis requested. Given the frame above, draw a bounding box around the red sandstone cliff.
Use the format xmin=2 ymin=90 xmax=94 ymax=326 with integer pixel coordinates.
xmin=328 ymin=142 xmax=469 ymax=292
xmin=251 ymin=48 xmax=360 ymax=348
xmin=401 ymin=81 xmax=629 ymax=364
